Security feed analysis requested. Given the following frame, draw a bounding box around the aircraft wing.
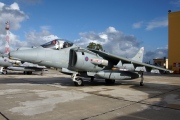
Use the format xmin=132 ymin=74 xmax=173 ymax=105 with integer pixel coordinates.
xmin=89 ymin=49 xmax=172 ymax=73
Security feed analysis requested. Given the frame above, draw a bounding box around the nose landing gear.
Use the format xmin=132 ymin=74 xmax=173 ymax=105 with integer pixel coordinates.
xmin=72 ymin=73 xmax=84 ymax=86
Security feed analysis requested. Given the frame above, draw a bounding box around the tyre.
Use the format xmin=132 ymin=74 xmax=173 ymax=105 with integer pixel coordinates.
xmin=105 ymin=79 xmax=115 ymax=84
xmin=74 ymin=78 xmax=84 ymax=86
xmin=140 ymin=82 xmax=144 ymax=86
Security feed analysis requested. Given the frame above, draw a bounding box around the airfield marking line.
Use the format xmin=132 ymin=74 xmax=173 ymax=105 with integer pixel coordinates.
xmin=136 ymin=87 xmax=180 ymax=111
xmin=0 ymin=112 xmax=9 ymax=120
xmin=1 ymin=75 xmax=180 ymax=119
xmin=81 ymin=87 xmax=180 ymax=120
xmin=81 ymin=102 xmax=137 ymax=120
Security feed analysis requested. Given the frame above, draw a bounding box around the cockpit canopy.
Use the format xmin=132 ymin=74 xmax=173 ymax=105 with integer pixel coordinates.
xmin=41 ymin=39 xmax=74 ymax=49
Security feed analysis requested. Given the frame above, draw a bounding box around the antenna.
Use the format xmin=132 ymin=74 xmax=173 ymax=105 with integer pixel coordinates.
xmin=5 ymin=21 xmax=10 ymax=54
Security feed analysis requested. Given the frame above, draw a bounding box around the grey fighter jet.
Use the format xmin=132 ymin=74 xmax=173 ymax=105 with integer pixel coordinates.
xmin=9 ymin=39 xmax=172 ymax=86
xmin=0 ymin=53 xmax=46 ymax=75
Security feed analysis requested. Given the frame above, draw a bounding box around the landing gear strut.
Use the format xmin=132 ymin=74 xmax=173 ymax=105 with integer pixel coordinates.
xmin=140 ymin=72 xmax=144 ymax=86
xmin=71 ymin=73 xmax=84 ymax=86
xmin=41 ymin=69 xmax=44 ymax=76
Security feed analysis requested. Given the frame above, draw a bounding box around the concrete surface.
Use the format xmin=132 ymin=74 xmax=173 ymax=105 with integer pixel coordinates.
xmin=0 ymin=70 xmax=180 ymax=120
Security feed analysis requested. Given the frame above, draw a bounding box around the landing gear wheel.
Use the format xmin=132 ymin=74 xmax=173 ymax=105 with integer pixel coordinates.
xmin=140 ymin=82 xmax=144 ymax=86
xmin=41 ymin=70 xmax=44 ymax=76
xmin=111 ymin=80 xmax=115 ymax=84
xmin=74 ymin=78 xmax=84 ymax=86
xmin=29 ymin=71 xmax=32 ymax=75
xmin=105 ymin=79 xmax=115 ymax=85
xmin=90 ymin=77 xmax=94 ymax=82
xmin=2 ymin=70 xmax=7 ymax=74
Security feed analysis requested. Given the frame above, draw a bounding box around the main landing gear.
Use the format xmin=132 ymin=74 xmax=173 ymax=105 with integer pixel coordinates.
xmin=2 ymin=69 xmax=7 ymax=74
xmin=140 ymin=72 xmax=144 ymax=86
xmin=90 ymin=77 xmax=94 ymax=82
xmin=71 ymin=73 xmax=84 ymax=86
xmin=24 ymin=71 xmax=32 ymax=75
xmin=105 ymin=79 xmax=115 ymax=85
xmin=0 ymin=67 xmax=7 ymax=74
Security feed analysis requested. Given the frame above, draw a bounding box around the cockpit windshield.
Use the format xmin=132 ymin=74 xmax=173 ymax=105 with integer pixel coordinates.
xmin=41 ymin=39 xmax=74 ymax=49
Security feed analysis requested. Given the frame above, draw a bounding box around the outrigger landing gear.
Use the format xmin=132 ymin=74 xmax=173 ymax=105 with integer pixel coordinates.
xmin=71 ymin=73 xmax=84 ymax=86
xmin=140 ymin=72 xmax=144 ymax=86
xmin=41 ymin=69 xmax=44 ymax=76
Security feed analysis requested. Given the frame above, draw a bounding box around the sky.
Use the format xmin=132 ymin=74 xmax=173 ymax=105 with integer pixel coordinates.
xmin=0 ymin=0 xmax=180 ymax=63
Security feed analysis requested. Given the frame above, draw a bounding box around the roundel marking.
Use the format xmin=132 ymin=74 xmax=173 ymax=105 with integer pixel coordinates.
xmin=85 ymin=56 xmax=89 ymax=61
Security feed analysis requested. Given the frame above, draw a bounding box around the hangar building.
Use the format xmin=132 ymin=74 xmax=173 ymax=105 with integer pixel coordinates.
xmin=168 ymin=10 xmax=180 ymax=73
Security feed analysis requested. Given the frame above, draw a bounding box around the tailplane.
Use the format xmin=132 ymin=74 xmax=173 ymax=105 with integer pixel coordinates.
xmin=132 ymin=47 xmax=144 ymax=62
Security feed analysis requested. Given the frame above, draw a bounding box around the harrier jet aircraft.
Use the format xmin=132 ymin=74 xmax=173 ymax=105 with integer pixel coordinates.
xmin=0 ymin=53 xmax=46 ymax=75
xmin=8 ymin=39 xmax=172 ymax=86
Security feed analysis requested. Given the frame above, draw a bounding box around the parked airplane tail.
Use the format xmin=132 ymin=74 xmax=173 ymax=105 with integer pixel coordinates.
xmin=131 ymin=47 xmax=144 ymax=62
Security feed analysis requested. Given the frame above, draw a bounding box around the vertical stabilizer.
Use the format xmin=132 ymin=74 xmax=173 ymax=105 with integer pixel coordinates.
xmin=132 ymin=47 xmax=144 ymax=62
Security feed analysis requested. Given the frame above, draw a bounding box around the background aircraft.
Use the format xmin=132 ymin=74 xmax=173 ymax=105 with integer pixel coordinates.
xmin=8 ymin=39 xmax=172 ymax=86
xmin=0 ymin=21 xmax=46 ymax=75
xmin=0 ymin=53 xmax=46 ymax=75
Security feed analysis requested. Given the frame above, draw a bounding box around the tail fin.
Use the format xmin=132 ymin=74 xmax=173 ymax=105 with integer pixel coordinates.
xmin=132 ymin=47 xmax=144 ymax=62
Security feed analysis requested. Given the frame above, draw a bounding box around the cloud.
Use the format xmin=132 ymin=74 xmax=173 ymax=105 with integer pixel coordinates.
xmin=132 ymin=17 xmax=168 ymax=30
xmin=9 ymin=2 xmax=20 ymax=10
xmin=0 ymin=32 xmax=26 ymax=53
xmin=25 ymin=28 xmax=58 ymax=47
xmin=75 ymin=26 xmax=141 ymax=58
xmin=0 ymin=27 xmax=58 ymax=53
xmin=0 ymin=2 xmax=28 ymax=53
xmin=75 ymin=27 xmax=168 ymax=63
xmin=144 ymin=47 xmax=168 ymax=63
xmin=132 ymin=21 xmax=144 ymax=29
xmin=0 ymin=2 xmax=58 ymax=53
xmin=145 ymin=17 xmax=168 ymax=31
xmin=170 ymin=0 xmax=180 ymax=7
xmin=0 ymin=2 xmax=28 ymax=34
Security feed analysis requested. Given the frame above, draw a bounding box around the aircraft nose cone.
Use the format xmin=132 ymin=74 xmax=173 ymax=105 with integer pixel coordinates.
xmin=9 ymin=49 xmax=38 ymax=62
xmin=9 ymin=50 xmax=25 ymax=60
